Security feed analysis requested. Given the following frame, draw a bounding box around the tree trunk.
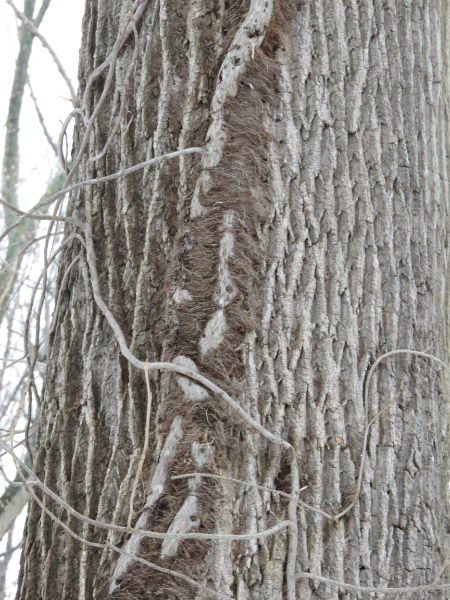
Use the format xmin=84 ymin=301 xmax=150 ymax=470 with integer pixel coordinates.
xmin=1 ymin=0 xmax=50 ymax=324
xmin=16 ymin=1 xmax=450 ymax=599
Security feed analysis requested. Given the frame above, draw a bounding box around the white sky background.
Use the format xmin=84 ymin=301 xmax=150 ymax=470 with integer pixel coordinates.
xmin=0 ymin=0 xmax=84 ymax=203
xmin=0 ymin=1 xmax=84 ymax=596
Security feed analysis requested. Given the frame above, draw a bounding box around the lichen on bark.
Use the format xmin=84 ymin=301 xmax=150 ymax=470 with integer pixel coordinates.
xmin=16 ymin=1 xmax=450 ymax=599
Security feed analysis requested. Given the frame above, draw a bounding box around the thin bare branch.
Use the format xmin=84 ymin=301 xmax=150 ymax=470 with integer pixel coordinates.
xmin=27 ymin=79 xmax=57 ymax=156
xmin=127 ymin=360 xmax=152 ymax=529
xmin=33 ymin=0 xmax=50 ymax=26
xmin=0 ymin=198 xmax=83 ymax=226
xmin=0 ymin=231 xmax=63 ymax=277
xmin=334 ymin=350 xmax=448 ymax=520
xmin=18 ymin=480 xmax=233 ymax=600
xmin=0 ymin=148 xmax=204 ymax=247
xmin=85 ymin=217 xmax=292 ymax=448
xmin=73 ymin=0 xmax=142 ymax=190
xmin=286 ymin=446 xmax=300 ymax=599
xmin=295 ymin=571 xmax=450 ymax=595
xmin=0 ymin=258 xmax=18 ymax=308
xmin=81 ymin=0 xmax=157 ymax=118
xmin=89 ymin=0 xmax=140 ymax=163
xmin=5 ymin=0 xmax=76 ymax=105
xmin=171 ymin=472 xmax=302 ymax=501
xmin=0 ymin=443 xmax=293 ymax=545
xmin=171 ymin=473 xmax=334 ymax=519
xmin=57 ymin=109 xmax=83 ymax=173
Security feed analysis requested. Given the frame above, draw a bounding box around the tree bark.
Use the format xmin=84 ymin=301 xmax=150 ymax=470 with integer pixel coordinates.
xmin=16 ymin=1 xmax=450 ymax=599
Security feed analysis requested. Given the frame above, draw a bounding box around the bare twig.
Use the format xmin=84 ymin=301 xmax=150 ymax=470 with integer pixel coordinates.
xmin=0 ymin=198 xmax=83 ymax=226
xmin=6 ymin=0 xmax=76 ymax=105
xmin=286 ymin=446 xmax=299 ymax=600
xmin=19 ymin=233 xmax=81 ymax=426
xmin=432 ymin=556 xmax=450 ymax=587
xmin=335 ymin=350 xmax=448 ymax=520
xmin=127 ymin=360 xmax=152 ymax=529
xmin=57 ymin=109 xmax=83 ymax=173
xmin=89 ymin=0 xmax=140 ymax=163
xmin=16 ymin=478 xmax=233 ymax=600
xmin=0 ymin=258 xmax=18 ymax=308
xmin=172 ymin=472 xmax=334 ymax=520
xmin=0 ymin=231 xmax=63 ymax=277
xmin=172 ymin=472 xmax=304 ymax=501
xmin=82 ymin=210 xmax=291 ymax=450
xmin=33 ymin=0 xmax=52 ymax=27
xmin=74 ymin=0 xmax=140 ymax=186
xmin=81 ymin=0 xmax=156 ymax=118
xmin=0 ymin=148 xmax=204 ymax=247
xmin=295 ymin=571 xmax=450 ymax=595
xmin=27 ymin=79 xmax=57 ymax=156
xmin=0 ymin=441 xmax=293 ymax=543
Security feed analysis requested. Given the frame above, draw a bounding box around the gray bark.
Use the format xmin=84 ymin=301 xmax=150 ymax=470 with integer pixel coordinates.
xmin=16 ymin=1 xmax=450 ymax=599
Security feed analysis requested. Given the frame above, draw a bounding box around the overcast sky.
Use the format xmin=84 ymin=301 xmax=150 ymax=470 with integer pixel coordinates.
xmin=0 ymin=0 xmax=84 ymax=208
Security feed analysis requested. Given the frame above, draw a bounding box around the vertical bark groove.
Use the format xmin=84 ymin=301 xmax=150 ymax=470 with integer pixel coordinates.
xmin=16 ymin=1 xmax=450 ymax=599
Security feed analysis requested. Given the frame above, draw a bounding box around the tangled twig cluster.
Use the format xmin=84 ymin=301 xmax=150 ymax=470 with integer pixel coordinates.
xmin=1 ymin=0 xmax=449 ymax=598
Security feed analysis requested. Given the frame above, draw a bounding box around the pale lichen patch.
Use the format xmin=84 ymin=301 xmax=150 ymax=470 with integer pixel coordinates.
xmin=161 ymin=441 xmax=215 ymax=559
xmin=199 ymin=309 xmax=227 ymax=355
xmin=173 ymin=287 xmax=193 ymax=304
xmin=173 ymin=355 xmax=209 ymax=401
xmin=200 ymin=210 xmax=238 ymax=355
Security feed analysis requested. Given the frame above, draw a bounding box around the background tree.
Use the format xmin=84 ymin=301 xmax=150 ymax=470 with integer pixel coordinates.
xmin=0 ymin=1 xmax=81 ymax=596
xmin=0 ymin=0 xmax=55 ymax=594
xmin=12 ymin=0 xmax=450 ymax=598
